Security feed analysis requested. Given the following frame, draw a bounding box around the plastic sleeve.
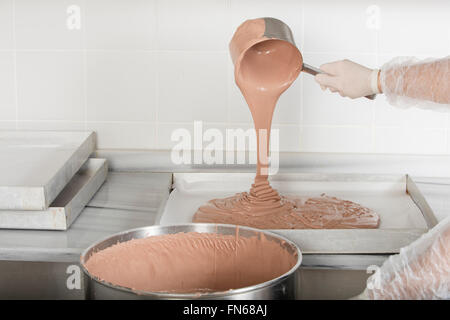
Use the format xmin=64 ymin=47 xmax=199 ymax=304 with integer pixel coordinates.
xmin=380 ymin=56 xmax=450 ymax=110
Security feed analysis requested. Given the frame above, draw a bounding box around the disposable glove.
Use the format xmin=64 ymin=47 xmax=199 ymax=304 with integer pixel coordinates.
xmin=314 ymin=59 xmax=380 ymax=99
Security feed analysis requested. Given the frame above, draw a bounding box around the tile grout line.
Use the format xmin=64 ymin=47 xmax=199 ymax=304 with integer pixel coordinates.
xmin=12 ymin=0 xmax=18 ymax=130
xmin=154 ymin=55 xmax=160 ymax=149
xmin=154 ymin=0 xmax=160 ymax=149
xmin=2 ymin=49 xmax=437 ymax=57
xmin=82 ymin=0 xmax=87 ymax=132
xmin=371 ymin=25 xmax=380 ymax=153
xmin=0 ymin=49 xmax=230 ymax=54
xmin=445 ymin=114 xmax=449 ymax=154
xmin=299 ymin=1 xmax=305 ymax=152
xmin=225 ymin=0 xmax=232 ymax=129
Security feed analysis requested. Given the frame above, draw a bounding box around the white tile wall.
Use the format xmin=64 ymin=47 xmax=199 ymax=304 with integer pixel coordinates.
xmin=15 ymin=0 xmax=85 ymax=50
xmin=204 ymin=123 xmax=301 ymax=152
xmin=157 ymin=122 xmax=299 ymax=152
xmin=156 ymin=122 xmax=194 ymax=150
xmin=374 ymin=96 xmax=448 ymax=129
xmin=16 ymin=51 xmax=85 ymax=121
xmin=0 ymin=121 xmax=16 ymax=130
xmin=86 ymin=122 xmax=156 ymax=149
xmin=377 ymin=0 xmax=450 ymax=56
xmin=374 ymin=127 xmax=447 ymax=154
xmin=86 ymin=0 xmax=156 ymax=50
xmin=0 ymin=0 xmax=14 ymax=50
xmin=0 ymin=0 xmax=448 ymax=154
xmin=301 ymin=126 xmax=373 ymax=153
xmin=0 ymin=52 xmax=15 ymax=121
xmin=86 ymin=51 xmax=157 ymax=122
xmin=303 ymin=0 xmax=378 ymax=53
xmin=273 ymin=124 xmax=302 ymax=152
xmin=157 ymin=0 xmax=230 ymax=51
xmin=157 ymin=51 xmax=228 ymax=122
xmin=17 ymin=120 xmax=85 ymax=131
xmin=302 ymin=53 xmax=376 ymax=127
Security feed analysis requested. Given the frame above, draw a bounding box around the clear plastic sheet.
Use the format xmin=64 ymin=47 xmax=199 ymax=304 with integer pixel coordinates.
xmin=380 ymin=56 xmax=450 ymax=110
xmin=364 ymin=216 xmax=450 ymax=299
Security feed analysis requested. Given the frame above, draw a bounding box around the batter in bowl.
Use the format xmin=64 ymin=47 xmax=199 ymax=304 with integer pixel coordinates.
xmin=84 ymin=231 xmax=297 ymax=293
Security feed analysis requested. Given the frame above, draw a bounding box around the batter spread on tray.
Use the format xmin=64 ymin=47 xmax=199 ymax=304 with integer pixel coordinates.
xmin=194 ymin=191 xmax=380 ymax=229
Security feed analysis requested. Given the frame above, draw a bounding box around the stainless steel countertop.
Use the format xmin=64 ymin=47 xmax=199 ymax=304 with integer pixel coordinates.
xmin=0 ymin=172 xmax=172 ymax=262
xmin=0 ymin=167 xmax=449 ymax=263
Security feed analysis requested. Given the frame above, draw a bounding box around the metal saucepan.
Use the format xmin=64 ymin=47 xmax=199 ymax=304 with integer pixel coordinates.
xmin=231 ymin=17 xmax=375 ymax=100
xmin=80 ymin=223 xmax=302 ymax=300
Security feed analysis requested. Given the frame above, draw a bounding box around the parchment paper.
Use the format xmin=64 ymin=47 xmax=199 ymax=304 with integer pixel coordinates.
xmin=160 ymin=173 xmax=427 ymax=229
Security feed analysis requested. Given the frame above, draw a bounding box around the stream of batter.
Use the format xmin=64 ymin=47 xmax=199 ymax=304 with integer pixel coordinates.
xmin=193 ymin=18 xmax=380 ymax=229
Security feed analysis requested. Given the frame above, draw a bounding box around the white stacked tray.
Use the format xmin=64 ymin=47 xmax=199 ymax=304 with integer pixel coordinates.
xmin=159 ymin=172 xmax=439 ymax=254
xmin=0 ymin=131 xmax=95 ymax=210
xmin=0 ymin=158 xmax=108 ymax=230
xmin=0 ymin=131 xmax=108 ymax=230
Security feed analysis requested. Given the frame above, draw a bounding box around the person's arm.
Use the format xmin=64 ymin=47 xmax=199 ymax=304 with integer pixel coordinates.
xmin=315 ymin=57 xmax=450 ymax=107
xmin=381 ymin=57 xmax=449 ymax=104
xmin=356 ymin=216 xmax=450 ymax=300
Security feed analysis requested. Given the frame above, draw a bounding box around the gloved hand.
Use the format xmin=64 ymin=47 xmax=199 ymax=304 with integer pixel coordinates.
xmin=314 ymin=59 xmax=381 ymax=99
xmin=358 ymin=216 xmax=450 ymax=300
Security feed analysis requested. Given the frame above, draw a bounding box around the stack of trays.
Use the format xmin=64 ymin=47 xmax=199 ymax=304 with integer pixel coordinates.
xmin=0 ymin=131 xmax=107 ymax=230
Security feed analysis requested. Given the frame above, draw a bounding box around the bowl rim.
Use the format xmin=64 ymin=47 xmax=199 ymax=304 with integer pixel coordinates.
xmin=80 ymin=223 xmax=302 ymax=299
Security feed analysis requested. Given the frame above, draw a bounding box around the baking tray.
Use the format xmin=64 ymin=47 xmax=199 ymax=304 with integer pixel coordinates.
xmin=0 ymin=158 xmax=108 ymax=230
xmin=0 ymin=131 xmax=96 ymax=210
xmin=158 ymin=173 xmax=438 ymax=254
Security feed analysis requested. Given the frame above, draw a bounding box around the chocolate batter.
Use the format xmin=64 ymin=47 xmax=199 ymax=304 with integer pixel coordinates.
xmin=193 ymin=18 xmax=380 ymax=229
xmin=84 ymin=232 xmax=297 ymax=293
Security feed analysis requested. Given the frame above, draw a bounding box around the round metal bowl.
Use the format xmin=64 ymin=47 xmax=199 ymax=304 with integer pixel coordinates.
xmin=80 ymin=223 xmax=302 ymax=300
